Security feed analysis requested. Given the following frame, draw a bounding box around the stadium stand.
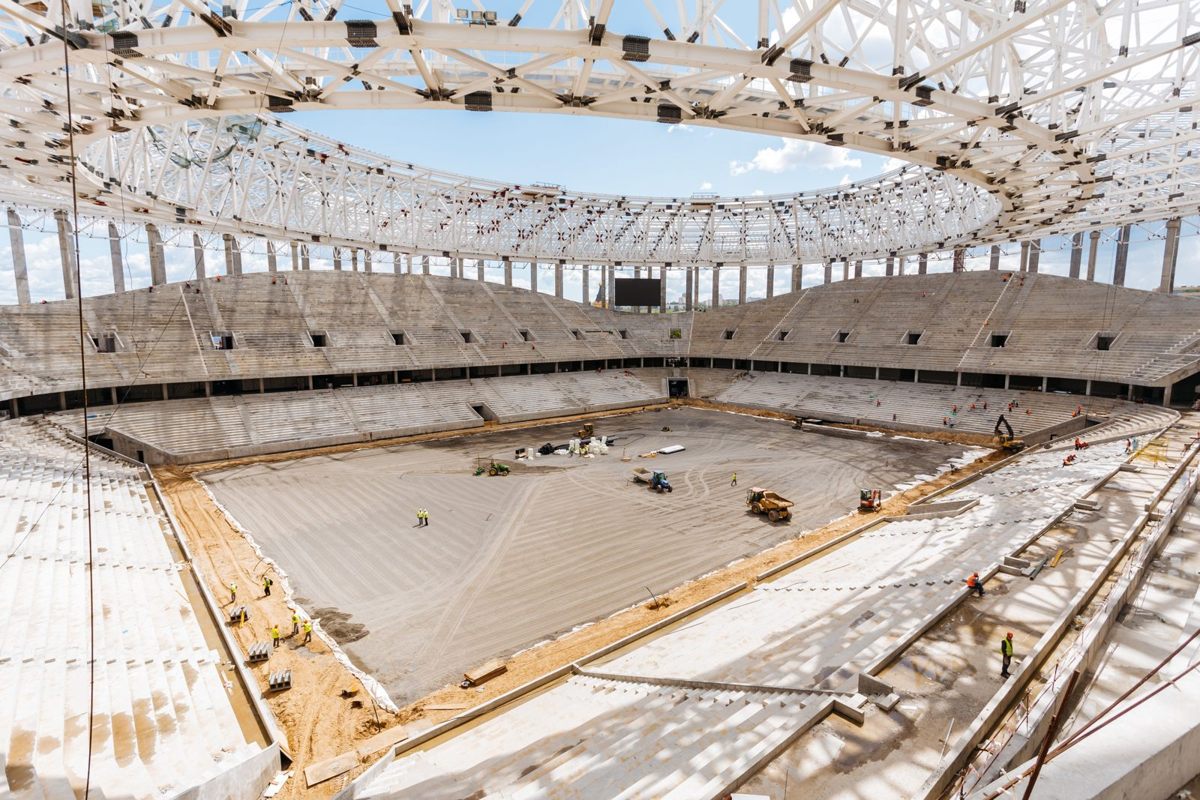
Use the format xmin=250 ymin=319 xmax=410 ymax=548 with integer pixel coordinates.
xmin=0 ymin=420 xmax=277 ymax=798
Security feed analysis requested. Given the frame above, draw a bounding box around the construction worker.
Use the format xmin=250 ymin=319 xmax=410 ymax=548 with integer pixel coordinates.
xmin=262 ymin=575 xmax=273 ymax=596
xmin=966 ymin=572 xmax=984 ymax=597
xmin=229 ymin=581 xmax=237 ymax=603
xmin=730 ymin=472 xmax=737 ymax=487
xmin=291 ymin=611 xmax=301 ymax=637
xmin=423 ymin=508 xmax=430 ymax=527
xmin=271 ymin=624 xmax=281 ymax=648
xmin=302 ymin=620 xmax=313 ymax=644
xmin=1001 ymin=631 xmax=1015 ymax=678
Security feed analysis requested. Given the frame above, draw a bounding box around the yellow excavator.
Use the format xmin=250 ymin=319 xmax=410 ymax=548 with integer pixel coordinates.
xmin=993 ymin=414 xmax=1025 ymax=452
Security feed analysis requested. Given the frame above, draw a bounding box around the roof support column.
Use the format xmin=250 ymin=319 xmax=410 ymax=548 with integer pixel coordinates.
xmin=1086 ymin=230 xmax=1100 ymax=281
xmin=791 ymin=264 xmax=801 ymax=292
xmin=503 ymin=258 xmax=512 ymax=286
xmin=885 ymin=255 xmax=894 ymax=276
xmin=659 ymin=265 xmax=667 ymax=308
xmin=766 ymin=265 xmax=774 ymax=299
xmin=476 ymin=259 xmax=485 ymax=281
xmin=989 ymin=245 xmax=1000 ymax=270
xmin=192 ymin=234 xmax=206 ymax=281
xmin=555 ymin=262 xmax=563 ymax=298
xmin=1019 ymin=240 xmax=1029 ymax=271
xmin=1113 ymin=224 xmax=1131 ymax=286
xmin=54 ymin=210 xmax=78 ymax=300
xmin=602 ymin=264 xmax=611 ymax=307
xmin=855 ymin=260 xmax=863 ymax=278
xmin=953 ymin=248 xmax=965 ymax=272
xmin=290 ymin=241 xmax=299 ymax=271
xmin=107 ymin=222 xmax=125 ymax=294
xmin=530 ymin=261 xmax=538 ymax=293
xmin=582 ymin=265 xmax=590 ymax=305
xmin=842 ymin=259 xmax=850 ymax=281
xmin=350 ymin=249 xmax=358 ymax=272
xmin=422 ymin=256 xmax=431 ymax=275
xmin=266 ymin=241 xmax=278 ymax=273
xmin=1028 ymin=239 xmax=1040 ymax=273
xmin=1068 ymin=232 xmax=1083 ymax=278
xmin=919 ymin=252 xmax=928 ymax=274
xmin=823 ymin=260 xmax=832 ymax=284
xmin=7 ymin=209 xmax=29 ymax=305
xmin=685 ymin=264 xmax=693 ymax=311
xmin=146 ymin=224 xmax=166 ymax=286
xmin=230 ymin=236 xmax=243 ymax=275
xmin=333 ymin=247 xmax=343 ymax=271
xmin=301 ymin=245 xmax=310 ymax=271
xmin=220 ymin=233 xmax=235 ymax=275
xmin=1160 ymin=218 xmax=1181 ymax=293
xmin=364 ymin=251 xmax=373 ymax=274
xmin=711 ymin=265 xmax=720 ymax=308
xmin=897 ymin=255 xmax=906 ymax=276
xmin=738 ymin=266 xmax=746 ymax=304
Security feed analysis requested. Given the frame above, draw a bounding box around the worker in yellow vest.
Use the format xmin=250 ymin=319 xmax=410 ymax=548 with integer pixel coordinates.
xmin=291 ymin=611 xmax=301 ymax=636
xmin=271 ymin=624 xmax=281 ymax=648
xmin=229 ymin=581 xmax=237 ymax=603
xmin=302 ymin=620 xmax=313 ymax=644
xmin=1000 ymin=632 xmax=1014 ymax=678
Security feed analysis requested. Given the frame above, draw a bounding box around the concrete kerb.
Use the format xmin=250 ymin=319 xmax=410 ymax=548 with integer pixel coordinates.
xmin=754 ymin=517 xmax=892 ymax=583
xmin=916 ymin=461 xmax=1171 ymax=800
xmin=149 ymin=473 xmax=292 ymax=759
xmin=573 ymin=668 xmax=869 ymax=699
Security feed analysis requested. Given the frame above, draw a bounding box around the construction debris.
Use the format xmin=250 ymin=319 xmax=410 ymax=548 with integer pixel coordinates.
xmin=461 ymin=658 xmax=507 ymax=688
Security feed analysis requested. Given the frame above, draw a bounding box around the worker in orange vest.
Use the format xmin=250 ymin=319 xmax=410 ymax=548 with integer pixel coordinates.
xmin=965 ymin=572 xmax=984 ymax=597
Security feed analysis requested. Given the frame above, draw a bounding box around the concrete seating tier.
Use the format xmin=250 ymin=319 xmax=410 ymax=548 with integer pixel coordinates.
xmin=1 ymin=272 xmax=1195 ymax=405
xmin=67 ymin=371 xmax=667 ymax=463
xmin=0 ymin=420 xmax=262 ymax=798
xmin=711 ymin=371 xmax=1131 ymax=437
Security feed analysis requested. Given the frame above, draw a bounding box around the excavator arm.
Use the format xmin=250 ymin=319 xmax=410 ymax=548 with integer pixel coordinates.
xmin=994 ymin=414 xmax=1014 ymax=440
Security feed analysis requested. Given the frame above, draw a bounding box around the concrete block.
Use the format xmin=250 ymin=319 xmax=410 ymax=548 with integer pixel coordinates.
xmin=832 ymin=697 xmax=867 ymax=725
xmin=857 ymin=672 xmax=894 ymax=697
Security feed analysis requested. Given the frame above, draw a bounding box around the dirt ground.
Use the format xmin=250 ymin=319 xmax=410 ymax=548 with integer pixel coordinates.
xmin=157 ymin=403 xmax=1006 ymax=798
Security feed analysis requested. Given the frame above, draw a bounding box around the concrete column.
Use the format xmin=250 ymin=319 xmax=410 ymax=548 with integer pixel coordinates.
xmin=54 ymin=210 xmax=78 ymax=299
xmin=953 ymin=248 xmax=965 ymax=272
xmin=146 ymin=224 xmax=167 ymax=286
xmin=106 ymin=221 xmax=124 ymax=295
xmin=192 ymin=233 xmax=206 ymax=281
xmin=364 ymin=251 xmax=373 ymax=273
xmin=333 ymin=247 xmax=343 ymax=271
xmin=230 ymin=237 xmax=242 ymax=276
xmin=855 ymin=260 xmax=863 ymax=278
xmin=476 ymin=259 xmax=485 ymax=281
xmin=555 ymin=263 xmax=564 ymax=298
xmin=1027 ymin=239 xmax=1040 ymax=273
xmin=529 ymin=262 xmax=539 ymax=293
xmin=350 ymin=249 xmax=359 ymax=272
xmin=421 ymin=256 xmax=430 ymax=275
xmin=842 ymin=259 xmax=850 ymax=281
xmin=1160 ymin=218 xmax=1181 ymax=293
xmin=290 ymin=241 xmax=299 ymax=271
xmin=405 ymin=254 xmax=413 ymax=274
xmin=885 ymin=255 xmax=895 ymax=276
xmin=601 ymin=264 xmax=609 ymax=306
xmin=504 ymin=259 xmax=512 ymax=286
xmin=737 ymin=266 xmax=747 ymax=304
xmin=300 ymin=245 xmax=311 ymax=271
xmin=989 ymin=244 xmax=1000 ymax=270
xmin=223 ymin=234 xmax=235 ymax=276
xmin=766 ymin=265 xmax=774 ymax=299
xmin=1113 ymin=223 xmax=1131 ymax=287
xmin=896 ymin=255 xmax=906 ymax=276
xmin=266 ymin=241 xmax=278 ymax=273
xmin=1086 ymin=230 xmax=1100 ymax=281
xmin=711 ymin=266 xmax=720 ymax=308
xmin=691 ymin=265 xmax=700 ymax=308
xmin=659 ymin=265 xmax=667 ymax=309
xmin=791 ymin=264 xmax=801 ymax=292
xmin=1068 ymin=232 xmax=1083 ymax=279
xmin=685 ymin=264 xmax=694 ymax=311
xmin=582 ymin=265 xmax=590 ymax=305
xmin=823 ymin=260 xmax=832 ymax=284
xmin=1019 ymin=240 xmax=1029 ymax=272
xmin=6 ymin=209 xmax=29 ymax=305
xmin=919 ymin=252 xmax=928 ymax=275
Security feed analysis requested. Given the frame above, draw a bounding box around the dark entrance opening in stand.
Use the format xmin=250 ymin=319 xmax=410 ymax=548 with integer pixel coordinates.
xmin=668 ymin=378 xmax=689 ymax=398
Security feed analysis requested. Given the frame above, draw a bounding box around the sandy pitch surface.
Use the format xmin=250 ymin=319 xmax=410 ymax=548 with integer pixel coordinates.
xmin=200 ymin=407 xmax=973 ymax=706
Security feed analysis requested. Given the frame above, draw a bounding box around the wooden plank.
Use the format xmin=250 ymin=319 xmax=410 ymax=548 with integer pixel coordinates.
xmin=464 ymin=658 xmax=507 ymax=686
xmin=355 ymin=725 xmax=409 ymax=760
xmin=425 ymin=703 xmax=470 ymax=711
xmin=304 ymin=751 xmax=358 ymax=787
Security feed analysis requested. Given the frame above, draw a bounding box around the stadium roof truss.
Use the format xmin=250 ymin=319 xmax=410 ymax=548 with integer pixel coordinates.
xmin=0 ymin=0 xmax=1196 ymax=266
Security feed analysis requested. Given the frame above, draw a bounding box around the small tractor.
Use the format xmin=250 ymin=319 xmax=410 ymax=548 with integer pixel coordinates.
xmin=474 ymin=459 xmax=511 ymax=476
xmin=859 ymin=488 xmax=882 ymax=512
xmin=577 ymin=422 xmax=595 ymax=440
xmin=746 ymin=488 xmax=794 ymax=522
xmin=632 ymin=467 xmax=673 ymax=493
xmin=993 ymin=414 xmax=1025 ymax=452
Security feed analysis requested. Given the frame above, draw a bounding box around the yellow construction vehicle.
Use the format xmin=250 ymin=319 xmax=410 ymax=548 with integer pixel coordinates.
xmin=859 ymin=488 xmax=882 ymax=512
xmin=746 ymin=488 xmax=793 ymax=522
xmin=577 ymin=422 xmax=595 ymax=440
xmin=993 ymin=414 xmax=1025 ymax=452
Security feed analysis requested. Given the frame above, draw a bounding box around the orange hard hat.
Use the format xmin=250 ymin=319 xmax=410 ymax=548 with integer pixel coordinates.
xmin=1006 ymin=632 xmax=1014 ymax=638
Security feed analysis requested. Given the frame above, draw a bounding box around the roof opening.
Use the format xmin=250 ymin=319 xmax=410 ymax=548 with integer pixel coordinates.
xmin=309 ymin=331 xmax=328 ymax=348
xmin=990 ymin=333 xmax=1009 ymax=348
xmin=906 ymin=331 xmax=922 ymax=345
xmin=835 ymin=330 xmax=851 ymax=343
xmin=722 ymin=329 xmax=736 ymax=340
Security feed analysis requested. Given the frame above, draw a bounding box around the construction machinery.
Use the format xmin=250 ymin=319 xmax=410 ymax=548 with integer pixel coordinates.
xmin=859 ymin=488 xmax=882 ymax=512
xmin=632 ymin=467 xmax=673 ymax=493
xmin=577 ymin=422 xmax=595 ymax=440
xmin=746 ymin=488 xmax=794 ymax=522
xmin=474 ymin=459 xmax=511 ymax=476
xmin=993 ymin=414 xmax=1025 ymax=452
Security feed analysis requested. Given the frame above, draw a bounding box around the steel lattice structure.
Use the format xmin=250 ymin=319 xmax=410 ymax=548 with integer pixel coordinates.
xmin=0 ymin=0 xmax=1196 ymax=266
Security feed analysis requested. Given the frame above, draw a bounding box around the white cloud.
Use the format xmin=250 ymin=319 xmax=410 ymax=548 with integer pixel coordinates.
xmin=729 ymin=138 xmax=862 ymax=176
xmin=838 ymin=173 xmax=852 ymax=186
xmin=698 ymin=181 xmax=713 ymax=191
